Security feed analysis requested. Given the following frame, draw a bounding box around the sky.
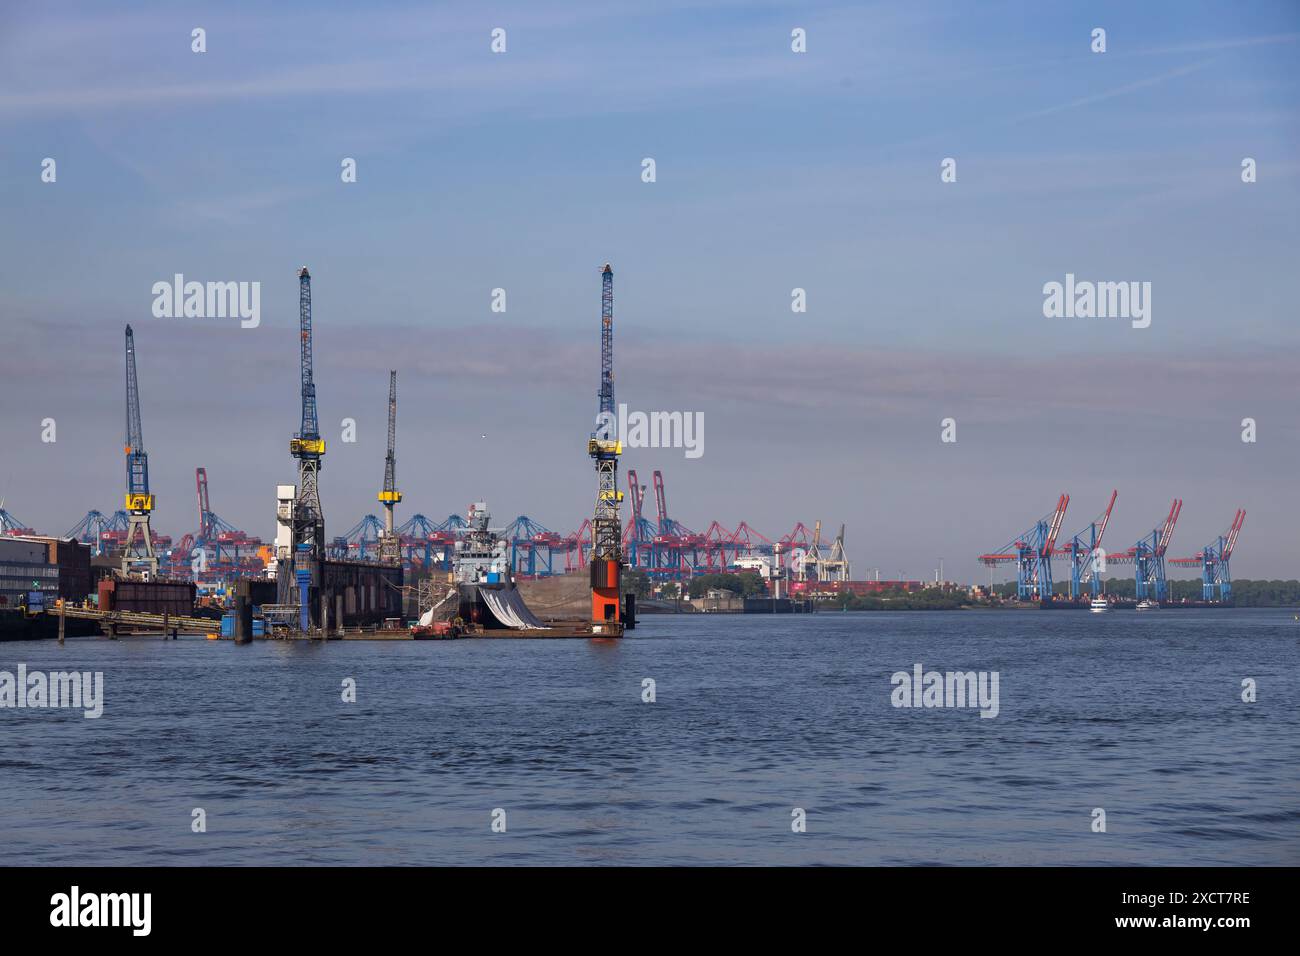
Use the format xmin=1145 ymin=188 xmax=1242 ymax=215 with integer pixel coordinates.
xmin=0 ymin=0 xmax=1297 ymax=583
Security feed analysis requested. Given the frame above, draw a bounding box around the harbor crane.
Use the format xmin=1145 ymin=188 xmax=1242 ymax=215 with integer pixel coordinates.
xmin=623 ymin=469 xmax=656 ymax=569
xmin=1056 ymin=489 xmax=1117 ymax=600
xmin=0 ymin=504 xmax=36 ymax=537
xmin=377 ymin=370 xmax=402 ymax=565
xmin=1172 ymin=509 xmax=1244 ymax=603
xmin=979 ymin=493 xmax=1069 ymax=601
xmin=650 ymin=469 xmax=699 ymax=577
xmin=1108 ymin=498 xmax=1182 ymax=603
xmin=823 ymin=524 xmax=850 ymax=582
xmin=121 ymin=325 xmax=158 ymax=578
xmin=587 ymin=263 xmax=623 ymax=625
xmin=278 ymin=267 xmax=327 ymax=618
xmin=65 ymin=510 xmax=110 ymax=554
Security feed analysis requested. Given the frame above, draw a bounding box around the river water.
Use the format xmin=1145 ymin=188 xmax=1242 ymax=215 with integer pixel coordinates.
xmin=1 ymin=609 xmax=1296 ymax=865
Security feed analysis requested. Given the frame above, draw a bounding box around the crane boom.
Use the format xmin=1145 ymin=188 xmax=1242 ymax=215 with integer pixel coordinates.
xmin=299 ymin=267 xmax=319 ymax=444
xmin=1157 ymin=499 xmax=1182 ymax=555
xmin=382 ymin=370 xmax=398 ymax=496
xmin=627 ymin=469 xmax=644 ymax=523
xmin=1095 ymin=489 xmax=1117 ymax=548
xmin=1224 ymin=509 xmax=1245 ymax=558
xmin=653 ymin=470 xmax=669 ymax=529
xmin=196 ymin=467 xmax=211 ymax=539
xmin=1044 ymin=494 xmax=1069 ymax=553
xmin=599 ymin=263 xmax=614 ymax=422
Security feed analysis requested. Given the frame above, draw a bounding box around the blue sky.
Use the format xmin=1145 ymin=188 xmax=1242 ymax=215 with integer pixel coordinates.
xmin=1 ymin=1 xmax=1297 ymax=581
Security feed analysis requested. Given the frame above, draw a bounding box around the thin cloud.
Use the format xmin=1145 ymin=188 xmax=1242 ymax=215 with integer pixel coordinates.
xmin=1009 ymin=59 xmax=1217 ymax=124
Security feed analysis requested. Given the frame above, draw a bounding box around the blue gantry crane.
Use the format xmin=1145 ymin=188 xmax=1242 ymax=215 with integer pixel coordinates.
xmin=331 ymin=515 xmax=383 ymax=560
xmin=65 ymin=510 xmax=111 ymax=553
xmin=979 ymin=493 xmax=1070 ymax=601
xmin=1057 ymin=489 xmax=1117 ymax=600
xmin=503 ymin=515 xmax=561 ymax=577
xmin=0 ymin=505 xmax=35 ymax=536
xmin=1172 ymin=509 xmax=1245 ymax=603
xmin=1108 ymin=498 xmax=1182 ymax=603
xmin=393 ymin=512 xmax=468 ymax=571
xmin=622 ymin=469 xmax=657 ymax=570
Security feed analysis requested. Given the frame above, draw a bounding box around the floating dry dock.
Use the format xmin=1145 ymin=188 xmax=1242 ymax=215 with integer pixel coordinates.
xmin=252 ymin=619 xmax=621 ymax=641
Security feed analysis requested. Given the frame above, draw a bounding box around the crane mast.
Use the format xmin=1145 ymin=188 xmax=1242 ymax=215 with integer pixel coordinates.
xmin=121 ymin=325 xmax=158 ymax=577
xmin=378 ymin=370 xmax=402 ymax=565
xmin=587 ymin=263 xmax=623 ymax=626
xmin=599 ymin=263 xmax=615 ymax=421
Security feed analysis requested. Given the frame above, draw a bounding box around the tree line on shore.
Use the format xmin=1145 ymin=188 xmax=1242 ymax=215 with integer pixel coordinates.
xmin=991 ymin=578 xmax=1300 ymax=606
xmin=627 ymin=569 xmax=1300 ymax=609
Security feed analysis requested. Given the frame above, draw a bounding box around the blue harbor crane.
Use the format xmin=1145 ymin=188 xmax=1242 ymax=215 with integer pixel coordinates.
xmin=502 ymin=515 xmax=560 ymax=577
xmin=1108 ymin=499 xmax=1182 ymax=603
xmin=332 ymin=515 xmax=383 ymax=560
xmin=121 ymin=325 xmax=158 ymax=577
xmin=1172 ymin=509 xmax=1245 ymax=603
xmin=395 ymin=513 xmax=468 ymax=571
xmin=65 ymin=510 xmax=110 ymax=554
xmin=278 ymin=267 xmax=327 ymax=617
xmin=978 ymin=493 xmax=1070 ymax=602
xmin=622 ymin=469 xmax=657 ymax=570
xmin=1057 ymin=490 xmax=1117 ymax=601
xmin=0 ymin=506 xmax=35 ymax=536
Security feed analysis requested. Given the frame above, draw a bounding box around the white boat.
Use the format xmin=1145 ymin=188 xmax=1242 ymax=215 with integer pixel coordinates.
xmin=1136 ymin=599 xmax=1160 ymax=611
xmin=1089 ymin=598 xmax=1109 ymax=613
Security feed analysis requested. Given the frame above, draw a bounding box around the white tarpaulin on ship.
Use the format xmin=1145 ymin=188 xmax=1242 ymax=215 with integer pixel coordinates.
xmin=480 ymin=586 xmax=549 ymax=629
xmin=416 ymin=587 xmax=457 ymax=627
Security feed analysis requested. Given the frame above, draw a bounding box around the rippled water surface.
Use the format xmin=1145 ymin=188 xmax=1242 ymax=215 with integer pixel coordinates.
xmin=2 ymin=609 xmax=1297 ymax=865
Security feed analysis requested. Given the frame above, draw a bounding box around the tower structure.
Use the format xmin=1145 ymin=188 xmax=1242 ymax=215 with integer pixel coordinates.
xmin=121 ymin=325 xmax=158 ymax=577
xmin=378 ymin=370 xmax=402 ymax=565
xmin=587 ymin=263 xmax=623 ymax=624
xmin=279 ymin=267 xmax=327 ymax=615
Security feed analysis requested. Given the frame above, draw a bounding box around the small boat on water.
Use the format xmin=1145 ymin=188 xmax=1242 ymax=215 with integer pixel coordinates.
xmin=1136 ymin=598 xmax=1160 ymax=611
xmin=1089 ymin=598 xmax=1109 ymax=613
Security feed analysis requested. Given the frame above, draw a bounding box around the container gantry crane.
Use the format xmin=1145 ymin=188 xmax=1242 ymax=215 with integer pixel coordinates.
xmin=979 ymin=493 xmax=1069 ymax=601
xmin=377 ymin=370 xmax=402 ymax=565
xmin=623 ymin=469 xmax=656 ymax=569
xmin=1109 ymin=498 xmax=1182 ymax=603
xmin=191 ymin=467 xmax=262 ymax=574
xmin=65 ymin=510 xmax=110 ymax=554
xmin=0 ymin=505 xmax=36 ymax=537
xmin=121 ymin=325 xmax=158 ymax=578
xmin=823 ymin=524 xmax=850 ymax=582
xmin=587 ymin=263 xmax=623 ymax=624
xmin=279 ymin=267 xmax=327 ymax=616
xmin=651 ymin=470 xmax=701 ymax=577
xmin=1172 ymin=509 xmax=1244 ymax=603
xmin=1057 ymin=489 xmax=1117 ymax=601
